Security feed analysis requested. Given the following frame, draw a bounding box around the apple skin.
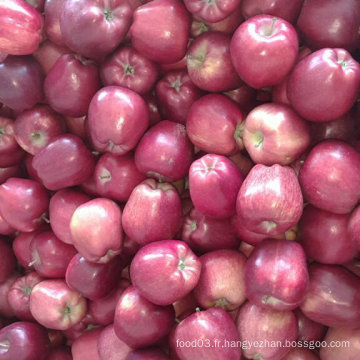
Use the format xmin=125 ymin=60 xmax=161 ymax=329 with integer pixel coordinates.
xmin=134 ymin=121 xmax=193 ymax=182
xmin=0 ymin=237 xmax=15 ymax=282
xmin=193 ymin=249 xmax=246 ymax=311
xmin=0 ymin=56 xmax=44 ymax=112
xmin=0 ymin=274 xmax=18 ymax=318
xmin=33 ymin=134 xmax=95 ymax=191
xmin=349 ymin=206 xmax=360 ymax=250
xmin=171 ymin=307 xmax=241 ymax=360
xmin=71 ymin=327 xmax=102 ymax=360
xmin=297 ymin=0 xmax=360 ymax=51
xmin=298 ymin=205 xmax=358 ymax=264
xmin=64 ymin=115 xmax=87 ymax=141
xmin=236 ymin=164 xmax=303 ymax=236
xmin=0 ymin=164 xmax=22 ymax=186
xmin=0 ymin=321 xmax=50 ymax=360
xmin=186 ymin=32 xmax=242 ymax=92
xmin=66 ymin=254 xmax=124 ymax=301
xmin=294 ymin=309 xmax=326 ymax=342
xmin=189 ymin=154 xmax=244 ymax=218
xmin=46 ymin=346 xmax=72 ymax=360
xmin=0 ymin=213 xmax=14 ymax=235
xmin=122 ymin=179 xmax=182 ymax=245
xmin=243 ymin=103 xmax=311 ymax=166
xmin=88 ymin=86 xmax=150 ymax=155
xmin=14 ymin=105 xmax=65 ymax=155
xmin=70 ymin=198 xmax=123 ymax=263
xmin=182 ymin=208 xmax=240 ymax=253
xmin=130 ymin=0 xmax=190 ymax=64
xmin=282 ymin=348 xmax=320 ymax=360
xmin=7 ymin=272 xmax=43 ymax=321
xmin=44 ymin=0 xmax=66 ymax=46
xmin=230 ymin=15 xmax=298 ymax=89
xmin=30 ymin=279 xmax=87 ymax=330
xmin=30 ymin=231 xmax=77 ymax=278
xmin=0 ymin=117 xmax=24 ymax=166
xmin=288 ymin=49 xmax=360 ymax=122
xmin=0 ymin=0 xmax=43 ymax=55
xmin=94 ymin=152 xmax=146 ymax=202
xmin=173 ymin=292 xmax=198 ymax=322
xmin=0 ymin=178 xmax=49 ymax=232
xmin=187 ymin=94 xmax=244 ymax=155
xmin=241 ymin=0 xmax=304 ymax=23
xmin=300 ymin=264 xmax=360 ymax=329
xmin=155 ymin=70 xmax=202 ymax=125
xmin=125 ymin=348 xmax=169 ymax=359
xmin=100 ymin=46 xmax=159 ymax=95
xmin=244 ymin=239 xmax=309 ymax=311
xmin=60 ymin=0 xmax=132 ymax=61
xmin=299 ymin=140 xmax=360 ymax=214
xmin=49 ymin=189 xmax=90 ymax=245
xmin=130 ymin=240 xmax=201 ymax=305
xmin=236 ymin=302 xmax=298 ymax=360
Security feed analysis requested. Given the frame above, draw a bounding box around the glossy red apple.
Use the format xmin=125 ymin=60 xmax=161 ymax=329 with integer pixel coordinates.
xmin=71 ymin=327 xmax=102 ymax=360
xmin=70 ymin=198 xmax=123 ymax=263
xmin=194 ymin=249 xmax=246 ymax=311
xmin=0 ymin=321 xmax=50 ymax=360
xmin=101 ymin=46 xmax=159 ymax=95
xmin=60 ymin=0 xmax=132 ymax=60
xmin=189 ymin=154 xmax=243 ymax=218
xmin=44 ymin=54 xmax=100 ymax=117
xmin=49 ymin=189 xmax=90 ymax=245
xmin=171 ymin=307 xmax=241 ymax=360
xmin=237 ymin=301 xmax=298 ymax=360
xmin=0 ymin=237 xmax=15 ymax=282
xmin=288 ymin=49 xmax=360 ymax=122
xmin=122 ymin=179 xmax=182 ymax=245
xmin=0 ymin=0 xmax=43 ymax=55
xmin=236 ymin=164 xmax=303 ymax=235
xmin=187 ymin=94 xmax=244 ymax=155
xmin=32 ymin=134 xmax=95 ymax=191
xmin=134 ymin=120 xmax=193 ymax=181
xmin=130 ymin=240 xmax=201 ymax=305
xmin=299 ymin=140 xmax=360 ymax=214
xmin=44 ymin=0 xmax=66 ymax=46
xmin=7 ymin=272 xmax=43 ymax=321
xmin=0 ymin=56 xmax=44 ymax=112
xmin=0 ymin=178 xmax=49 ymax=232
xmin=130 ymin=0 xmax=190 ymax=64
xmin=186 ymin=32 xmax=242 ymax=92
xmin=88 ymin=86 xmax=149 ymax=154
xmin=230 ymin=15 xmax=298 ymax=89
xmin=294 ymin=309 xmax=326 ymax=342
xmin=114 ymin=286 xmax=174 ymax=348
xmin=300 ymin=264 xmax=360 ymax=328
xmin=243 ymin=103 xmax=311 ymax=165
xmin=30 ymin=279 xmax=87 ymax=330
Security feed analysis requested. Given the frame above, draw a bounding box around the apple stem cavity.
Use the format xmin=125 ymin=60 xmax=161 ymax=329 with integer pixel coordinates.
xmin=262 ymin=17 xmax=277 ymax=37
xmin=103 ymin=9 xmax=114 ymax=22
xmin=123 ymin=64 xmax=135 ymax=76
xmin=252 ymin=132 xmax=264 ymax=148
xmin=260 ymin=220 xmax=277 ymax=233
xmin=170 ymin=79 xmax=182 ymax=92
xmin=178 ymin=259 xmax=186 ymax=271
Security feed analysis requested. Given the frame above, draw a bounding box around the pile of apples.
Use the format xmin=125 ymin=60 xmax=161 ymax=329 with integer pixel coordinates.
xmin=1 ymin=0 xmax=360 ymax=359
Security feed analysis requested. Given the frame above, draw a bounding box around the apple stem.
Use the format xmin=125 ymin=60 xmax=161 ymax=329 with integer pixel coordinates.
xmin=0 ymin=341 xmax=10 ymax=350
xmin=28 ymin=259 xmax=38 ymax=267
xmin=42 ymin=213 xmax=50 ymax=224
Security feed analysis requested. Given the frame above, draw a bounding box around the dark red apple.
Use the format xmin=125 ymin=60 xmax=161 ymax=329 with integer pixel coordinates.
xmin=46 ymin=346 xmax=72 ymax=360
xmin=236 ymin=164 xmax=303 ymax=235
xmin=230 ymin=15 xmax=298 ymax=89
xmin=173 ymin=292 xmax=198 ymax=322
xmin=0 ymin=164 xmax=22 ymax=186
xmin=0 ymin=274 xmax=18 ymax=318
xmin=294 ymin=309 xmax=326 ymax=342
xmin=64 ymin=115 xmax=87 ymax=141
xmin=130 ymin=240 xmax=201 ymax=305
xmin=282 ymin=348 xmax=320 ymax=360
xmin=0 ymin=237 xmax=15 ymax=282
xmin=71 ymin=327 xmax=102 ymax=360
xmin=30 ymin=279 xmax=87 ymax=330
xmin=44 ymin=0 xmax=66 ymax=46
xmin=228 ymin=152 xmax=254 ymax=176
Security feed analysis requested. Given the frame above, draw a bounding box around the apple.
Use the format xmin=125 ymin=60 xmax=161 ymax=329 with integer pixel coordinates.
xmin=71 ymin=327 xmax=102 ymax=360
xmin=299 ymin=140 xmax=360 ymax=214
xmin=64 ymin=115 xmax=87 ymax=141
xmin=0 ymin=274 xmax=18 ymax=318
xmin=349 ymin=206 xmax=360 ymax=250
xmin=0 ymin=164 xmax=22 ymax=186
xmin=47 ymin=330 xmax=65 ymax=348
xmin=242 ymin=103 xmax=311 ymax=165
xmin=228 ymin=152 xmax=254 ymax=176
xmin=0 ymin=213 xmax=14 ymax=235
xmin=60 ymin=0 xmax=132 ymax=61
xmin=0 ymin=177 xmax=49 ymax=232
xmin=173 ymin=292 xmax=198 ymax=322
xmin=171 ymin=307 xmax=241 ymax=360
xmin=300 ymin=264 xmax=360 ymax=328
xmin=134 ymin=120 xmax=193 ymax=181
xmin=282 ymin=348 xmax=320 ymax=360
xmin=0 ymin=0 xmax=43 ymax=55
xmin=130 ymin=240 xmax=201 ymax=305
xmin=294 ymin=309 xmax=326 ymax=342
xmin=62 ymin=313 xmax=98 ymax=341
xmin=288 ymin=48 xmax=360 ymax=122
xmin=230 ymin=15 xmax=298 ymax=89
xmin=0 ymin=321 xmax=50 ymax=360
xmin=193 ymin=249 xmax=246 ymax=311
xmin=122 ymin=179 xmax=182 ymax=245
xmin=30 ymin=279 xmax=87 ymax=330
xmin=46 ymin=346 xmax=72 ymax=360
xmin=244 ymin=238 xmax=309 ymax=310
xmin=186 ymin=94 xmax=244 ymax=155
xmin=44 ymin=0 xmax=66 ymax=46
xmin=130 ymin=0 xmax=190 ymax=64
xmin=125 ymin=348 xmax=169 ymax=359
xmin=224 ymin=84 xmax=258 ymax=114
xmin=186 ymin=32 xmax=242 ymax=92
xmin=88 ymin=86 xmax=149 ymax=154
xmin=0 ymin=237 xmax=15 ymax=282
xmin=189 ymin=154 xmax=243 ymax=218
xmin=70 ymin=198 xmax=123 ymax=263
xmin=237 ymin=301 xmax=298 ymax=360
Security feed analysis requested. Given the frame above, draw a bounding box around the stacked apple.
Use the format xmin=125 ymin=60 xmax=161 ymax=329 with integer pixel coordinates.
xmin=0 ymin=0 xmax=360 ymax=359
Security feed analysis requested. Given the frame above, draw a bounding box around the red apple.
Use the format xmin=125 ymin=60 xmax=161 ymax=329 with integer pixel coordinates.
xmin=349 ymin=206 xmax=360 ymax=251
xmin=30 ymin=279 xmax=87 ymax=330
xmin=130 ymin=240 xmax=201 ymax=305
xmin=0 ymin=274 xmax=18 ymax=318
xmin=70 ymin=198 xmax=123 ymax=263
xmin=0 ymin=237 xmax=15 ymax=282
xmin=71 ymin=327 xmax=102 ymax=360
xmin=0 ymin=164 xmax=22 ymax=186
xmin=0 ymin=213 xmax=14 ymax=235
xmin=173 ymin=292 xmax=198 ymax=322
xmin=282 ymin=348 xmax=320 ymax=360
xmin=64 ymin=115 xmax=87 ymax=141
xmin=294 ymin=309 xmax=326 ymax=342
xmin=46 ymin=346 xmax=72 ymax=360
xmin=44 ymin=0 xmax=66 ymax=46
xmin=228 ymin=152 xmax=254 ymax=176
